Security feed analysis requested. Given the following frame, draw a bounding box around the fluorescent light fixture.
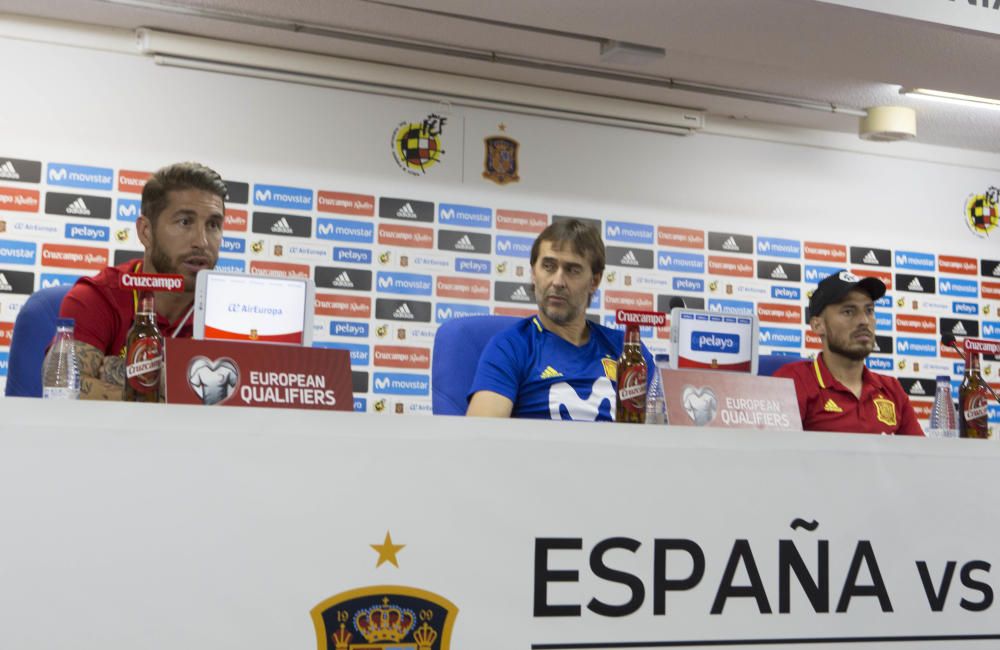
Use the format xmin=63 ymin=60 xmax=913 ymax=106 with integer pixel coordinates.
xmin=900 ymin=87 xmax=1000 ymax=110
xmin=599 ymin=40 xmax=665 ymax=66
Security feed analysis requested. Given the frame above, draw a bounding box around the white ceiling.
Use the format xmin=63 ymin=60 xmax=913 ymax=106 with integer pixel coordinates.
xmin=5 ymin=0 xmax=1000 ymax=151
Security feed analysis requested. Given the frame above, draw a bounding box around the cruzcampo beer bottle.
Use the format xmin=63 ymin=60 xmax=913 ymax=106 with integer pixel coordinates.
xmin=124 ymin=291 xmax=164 ymax=402
xmin=616 ymin=322 xmax=647 ymax=423
xmin=959 ymin=351 xmax=990 ymax=439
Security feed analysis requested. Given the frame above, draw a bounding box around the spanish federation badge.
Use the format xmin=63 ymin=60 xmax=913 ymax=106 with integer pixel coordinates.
xmin=311 ymin=585 xmax=458 ymax=650
xmin=483 ymin=124 xmax=520 ymax=185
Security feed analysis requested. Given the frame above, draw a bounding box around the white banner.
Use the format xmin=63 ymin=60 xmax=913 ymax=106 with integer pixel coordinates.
xmin=814 ymin=0 xmax=1000 ymax=36
xmin=3 ymin=398 xmax=1000 ymax=649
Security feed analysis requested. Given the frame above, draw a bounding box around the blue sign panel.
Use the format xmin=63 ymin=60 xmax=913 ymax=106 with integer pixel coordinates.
xmin=438 ymin=203 xmax=492 ymax=228
xmin=253 ymin=183 xmax=313 ymax=210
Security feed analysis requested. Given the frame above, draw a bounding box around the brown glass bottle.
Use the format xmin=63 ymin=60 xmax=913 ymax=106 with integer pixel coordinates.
xmin=615 ymin=323 xmax=647 ymax=423
xmin=123 ymin=291 xmax=164 ymax=402
xmin=959 ymin=351 xmax=990 ymax=439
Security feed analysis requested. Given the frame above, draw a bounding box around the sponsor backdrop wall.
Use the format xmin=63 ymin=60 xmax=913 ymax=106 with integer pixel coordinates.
xmin=1 ymin=34 xmax=998 ymax=429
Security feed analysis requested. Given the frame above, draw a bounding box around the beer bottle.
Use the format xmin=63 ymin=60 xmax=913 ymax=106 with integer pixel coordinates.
xmin=959 ymin=351 xmax=990 ymax=439
xmin=124 ymin=291 xmax=164 ymax=402
xmin=616 ymin=322 xmax=647 ymax=423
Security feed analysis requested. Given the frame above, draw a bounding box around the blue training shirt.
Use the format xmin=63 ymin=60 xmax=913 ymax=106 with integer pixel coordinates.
xmin=467 ymin=316 xmax=655 ymax=421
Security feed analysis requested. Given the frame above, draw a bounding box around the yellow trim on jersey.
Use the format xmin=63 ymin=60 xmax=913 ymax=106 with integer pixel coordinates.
xmin=812 ymin=355 xmax=826 ymax=389
xmin=131 ymin=260 xmax=143 ymax=313
xmin=532 ymin=316 xmax=543 ymax=332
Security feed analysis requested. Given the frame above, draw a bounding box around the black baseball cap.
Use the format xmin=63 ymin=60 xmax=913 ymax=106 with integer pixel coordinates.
xmin=808 ymin=270 xmax=886 ymax=318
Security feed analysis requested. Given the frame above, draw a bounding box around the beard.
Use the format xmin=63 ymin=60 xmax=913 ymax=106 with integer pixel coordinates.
xmin=148 ymin=241 xmax=204 ymax=292
xmin=827 ymin=334 xmax=873 ymax=361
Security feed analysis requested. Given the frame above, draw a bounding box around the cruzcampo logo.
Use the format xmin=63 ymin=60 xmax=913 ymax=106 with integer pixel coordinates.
xmin=311 ymin=532 xmax=458 ymax=650
xmin=392 ymin=114 xmax=447 ymax=176
xmin=965 ymin=186 xmax=999 ymax=238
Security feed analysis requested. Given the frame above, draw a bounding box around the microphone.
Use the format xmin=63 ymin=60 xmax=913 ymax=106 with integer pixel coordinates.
xmin=668 ymin=296 xmax=685 ymax=311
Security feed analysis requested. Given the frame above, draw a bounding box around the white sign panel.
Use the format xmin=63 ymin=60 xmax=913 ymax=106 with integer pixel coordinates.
xmin=814 ymin=0 xmax=1000 ymax=37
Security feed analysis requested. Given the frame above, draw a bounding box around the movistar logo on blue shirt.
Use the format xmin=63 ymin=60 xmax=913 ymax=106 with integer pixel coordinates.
xmin=875 ymin=312 xmax=892 ymax=331
xmin=373 ymin=372 xmax=430 ymax=396
xmin=692 ymin=331 xmax=740 ymax=354
xmin=658 ymin=251 xmax=705 ymax=273
xmin=983 ymin=321 xmax=1000 ymax=340
xmin=805 ymin=264 xmax=843 ymax=283
xmin=771 ymin=285 xmax=801 ymax=301
xmin=759 ymin=327 xmax=802 ymax=348
xmin=47 ymin=163 xmax=113 ymax=190
xmin=40 ymin=272 xmax=82 ymax=288
xmin=673 ymin=277 xmax=704 ymax=292
xmin=455 ymin=257 xmax=491 ymax=274
xmin=116 ymin=199 xmax=141 ymax=222
xmin=376 ymin=271 xmax=433 ymax=295
xmin=953 ymin=301 xmax=979 ymax=316
xmin=334 ymin=247 xmax=372 ymax=264
xmin=866 ymin=356 xmax=893 ymax=371
xmin=65 ymin=223 xmax=109 ymax=241
xmin=330 ymin=320 xmax=370 ymax=338
xmin=895 ymin=250 xmax=936 ymax=271
xmin=253 ymin=183 xmax=313 ymax=210
xmin=438 ymin=203 xmax=491 ymax=228
xmin=757 ymin=237 xmax=801 ymax=259
xmin=606 ymin=220 xmax=654 ymax=245
xmin=315 ymin=342 xmax=369 ymax=366
xmin=896 ymin=337 xmax=938 ymax=357
xmin=316 ymin=218 xmax=374 ymax=243
xmin=939 ymin=278 xmax=978 ymax=297
xmin=435 ymin=302 xmax=490 ymax=323
xmin=220 ymin=237 xmax=245 ymax=254
xmin=0 ymin=239 xmax=36 ymax=265
xmin=495 ymin=235 xmax=534 ymax=258
xmin=708 ymin=299 xmax=755 ymax=316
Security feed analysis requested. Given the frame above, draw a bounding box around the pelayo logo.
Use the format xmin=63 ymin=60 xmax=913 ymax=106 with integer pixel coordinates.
xmin=65 ymin=223 xmax=109 ymax=242
xmin=965 ymin=186 xmax=999 ymax=238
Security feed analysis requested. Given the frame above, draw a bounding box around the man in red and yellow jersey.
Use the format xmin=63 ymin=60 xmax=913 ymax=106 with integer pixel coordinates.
xmin=60 ymin=162 xmax=227 ymax=400
xmin=775 ymin=271 xmax=924 ymax=436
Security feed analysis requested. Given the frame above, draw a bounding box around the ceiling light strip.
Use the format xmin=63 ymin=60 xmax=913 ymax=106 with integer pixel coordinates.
xmin=901 ymin=87 xmax=1000 ymax=110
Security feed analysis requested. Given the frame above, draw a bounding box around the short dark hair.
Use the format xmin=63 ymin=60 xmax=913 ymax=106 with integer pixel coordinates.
xmin=530 ymin=219 xmax=606 ymax=275
xmin=141 ymin=162 xmax=227 ymax=223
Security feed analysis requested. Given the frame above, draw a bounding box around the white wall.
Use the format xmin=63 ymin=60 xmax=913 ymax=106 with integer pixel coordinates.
xmin=1 ymin=26 xmax=998 ymax=425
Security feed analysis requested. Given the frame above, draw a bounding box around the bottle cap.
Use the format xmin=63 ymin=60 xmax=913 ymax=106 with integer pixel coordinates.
xmin=56 ymin=318 xmax=75 ymax=328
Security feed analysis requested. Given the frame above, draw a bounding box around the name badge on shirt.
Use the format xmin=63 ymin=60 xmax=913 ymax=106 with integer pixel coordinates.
xmin=873 ymin=396 xmax=897 ymax=427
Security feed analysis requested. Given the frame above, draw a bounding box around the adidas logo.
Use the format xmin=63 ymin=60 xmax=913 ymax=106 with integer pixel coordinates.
xmin=270 ymin=217 xmax=294 ymax=234
xmin=908 ymin=277 xmax=924 ymax=292
xmin=771 ymin=265 xmax=788 ymax=280
xmin=0 ymin=273 xmax=11 ymax=292
xmin=0 ymin=161 xmax=19 ymax=180
xmin=993 ymin=264 xmax=1000 ymax=277
xmin=620 ymin=250 xmax=639 ymax=266
xmin=872 ymin=339 xmax=881 ymax=352
xmin=540 ymin=366 xmax=563 ymax=379
xmin=722 ymin=236 xmax=740 ymax=252
xmin=65 ymin=198 xmax=90 ymax=216
xmin=863 ymin=250 xmax=879 ymax=265
xmin=823 ymin=398 xmax=843 ymax=413
xmin=393 ymin=303 xmax=415 ymax=320
xmin=332 ymin=271 xmax=354 ymax=288
xmin=510 ymin=286 xmax=531 ymax=302
xmin=396 ymin=203 xmax=418 ymax=219
xmin=952 ymin=321 xmax=968 ymax=335
xmin=911 ymin=382 xmax=926 ymax=396
xmin=454 ymin=234 xmax=475 ymax=251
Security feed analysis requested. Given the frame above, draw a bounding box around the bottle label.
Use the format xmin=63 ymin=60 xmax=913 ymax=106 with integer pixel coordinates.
xmin=126 ymin=338 xmax=162 ymax=392
xmin=963 ymin=395 xmax=989 ymax=422
xmin=618 ymin=366 xmax=647 ymax=412
xmin=43 ymin=387 xmax=79 ymax=400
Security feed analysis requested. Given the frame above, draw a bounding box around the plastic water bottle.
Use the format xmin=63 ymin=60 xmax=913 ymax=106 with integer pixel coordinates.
xmin=41 ymin=318 xmax=80 ymax=400
xmin=927 ymin=375 xmax=958 ymax=439
xmin=646 ymin=354 xmax=669 ymax=425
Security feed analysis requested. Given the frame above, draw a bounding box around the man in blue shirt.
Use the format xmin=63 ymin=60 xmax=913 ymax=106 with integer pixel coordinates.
xmin=466 ymin=219 xmax=652 ymax=421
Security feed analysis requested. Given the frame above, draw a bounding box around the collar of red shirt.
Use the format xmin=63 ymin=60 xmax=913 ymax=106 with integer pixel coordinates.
xmin=811 ymin=352 xmax=888 ymax=400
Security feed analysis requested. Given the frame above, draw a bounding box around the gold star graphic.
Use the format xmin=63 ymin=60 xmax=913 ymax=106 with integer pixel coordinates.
xmin=498 ymin=122 xmax=506 ymax=132
xmin=370 ymin=531 xmax=405 ymax=568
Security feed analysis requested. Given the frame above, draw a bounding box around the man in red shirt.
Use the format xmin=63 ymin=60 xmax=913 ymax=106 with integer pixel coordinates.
xmin=60 ymin=162 xmax=227 ymax=400
xmin=774 ymin=271 xmax=924 ymax=436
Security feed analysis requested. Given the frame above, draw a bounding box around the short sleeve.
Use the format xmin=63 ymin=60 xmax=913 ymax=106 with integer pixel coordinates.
xmin=467 ymin=330 xmax=526 ymax=403
xmin=60 ymin=280 xmax=116 ymax=355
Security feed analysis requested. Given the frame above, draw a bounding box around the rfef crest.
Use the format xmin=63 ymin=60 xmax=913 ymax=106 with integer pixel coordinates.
xmin=965 ymin=186 xmax=999 ymax=238
xmin=483 ymin=135 xmax=520 ymax=185
xmin=311 ymin=585 xmax=457 ymax=650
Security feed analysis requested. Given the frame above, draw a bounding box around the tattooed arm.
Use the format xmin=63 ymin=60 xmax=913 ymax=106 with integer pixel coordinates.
xmin=76 ymin=341 xmax=124 ymax=401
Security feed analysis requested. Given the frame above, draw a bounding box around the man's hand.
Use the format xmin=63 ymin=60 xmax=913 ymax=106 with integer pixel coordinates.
xmin=466 ymin=390 xmax=514 ymax=418
xmin=76 ymin=341 xmax=125 ymax=401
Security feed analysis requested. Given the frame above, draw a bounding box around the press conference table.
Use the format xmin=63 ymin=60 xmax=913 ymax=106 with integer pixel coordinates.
xmin=2 ymin=398 xmax=999 ymax=649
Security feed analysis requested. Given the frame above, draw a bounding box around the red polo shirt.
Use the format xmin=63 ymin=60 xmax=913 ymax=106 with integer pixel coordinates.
xmin=61 ymin=260 xmax=194 ymax=358
xmin=774 ymin=353 xmax=924 ymax=436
